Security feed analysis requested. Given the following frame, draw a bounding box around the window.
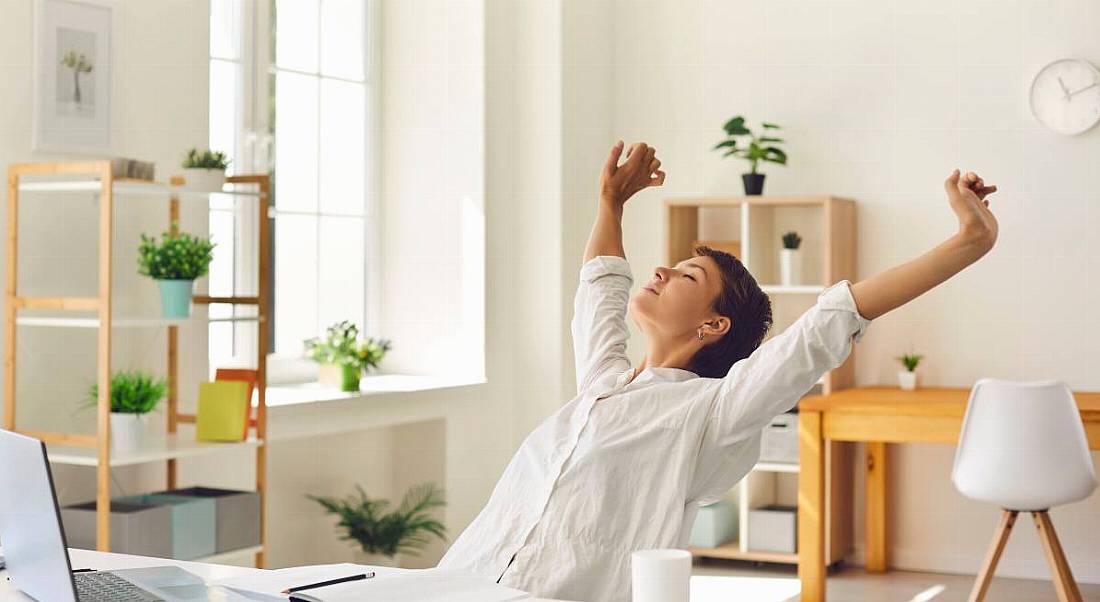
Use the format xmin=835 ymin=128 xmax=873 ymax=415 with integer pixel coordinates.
xmin=208 ymin=0 xmax=373 ymax=380
xmin=270 ymin=0 xmax=370 ymax=362
xmin=208 ymin=0 xmax=254 ymax=370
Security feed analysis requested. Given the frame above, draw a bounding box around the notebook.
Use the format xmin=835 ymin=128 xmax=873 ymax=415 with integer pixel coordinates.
xmin=216 ymin=564 xmax=528 ymax=602
xmin=196 ymin=380 xmax=251 ymax=441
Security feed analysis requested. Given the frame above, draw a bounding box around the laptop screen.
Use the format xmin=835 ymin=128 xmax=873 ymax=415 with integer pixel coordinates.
xmin=0 ymin=429 xmax=78 ymax=602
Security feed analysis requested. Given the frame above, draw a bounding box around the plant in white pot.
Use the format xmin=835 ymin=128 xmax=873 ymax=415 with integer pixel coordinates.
xmin=138 ymin=225 xmax=216 ymax=319
xmin=180 ymin=148 xmax=231 ymax=193
xmin=86 ymin=371 xmax=166 ymax=453
xmin=309 ymin=482 xmax=446 ymax=567
xmin=779 ymin=230 xmax=802 ymax=286
xmin=304 ymin=321 xmax=392 ymax=392
xmin=896 ymin=353 xmax=923 ymax=391
xmin=713 ymin=115 xmax=788 ymax=195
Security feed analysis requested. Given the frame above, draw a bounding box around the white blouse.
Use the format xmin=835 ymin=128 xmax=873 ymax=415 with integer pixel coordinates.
xmin=438 ymin=256 xmax=871 ymax=602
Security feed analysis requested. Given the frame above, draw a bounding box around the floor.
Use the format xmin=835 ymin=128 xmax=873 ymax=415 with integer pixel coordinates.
xmin=691 ymin=561 xmax=1100 ymax=601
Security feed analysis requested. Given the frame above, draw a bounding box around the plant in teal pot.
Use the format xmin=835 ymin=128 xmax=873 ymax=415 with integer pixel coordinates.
xmin=138 ymin=225 xmax=216 ymax=318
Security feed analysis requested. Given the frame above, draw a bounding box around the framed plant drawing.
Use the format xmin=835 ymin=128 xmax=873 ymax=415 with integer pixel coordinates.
xmin=33 ymin=0 xmax=115 ymax=154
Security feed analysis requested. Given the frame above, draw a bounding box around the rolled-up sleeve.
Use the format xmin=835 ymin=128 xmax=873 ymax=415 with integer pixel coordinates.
xmin=571 ymin=256 xmax=634 ymax=393
xmin=705 ymin=280 xmax=871 ymax=449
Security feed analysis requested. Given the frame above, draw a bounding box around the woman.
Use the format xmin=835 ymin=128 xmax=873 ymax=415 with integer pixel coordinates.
xmin=438 ymin=141 xmax=998 ymax=602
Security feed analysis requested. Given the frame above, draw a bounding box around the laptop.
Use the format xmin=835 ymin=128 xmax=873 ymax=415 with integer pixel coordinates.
xmin=0 ymin=429 xmax=217 ymax=602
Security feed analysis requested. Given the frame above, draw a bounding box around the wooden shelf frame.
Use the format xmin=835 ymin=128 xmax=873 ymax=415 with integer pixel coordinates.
xmin=4 ymin=162 xmax=271 ymax=567
xmin=667 ymin=195 xmax=857 ymax=566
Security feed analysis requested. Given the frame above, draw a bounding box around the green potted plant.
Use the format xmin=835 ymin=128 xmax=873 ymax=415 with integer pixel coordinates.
xmin=138 ymin=225 xmax=216 ymax=318
xmin=780 ymin=230 xmax=802 ymax=286
xmin=713 ymin=116 xmax=787 ymax=195
xmin=181 ymin=148 xmax=231 ymax=193
xmin=309 ymin=482 xmax=446 ymax=567
xmin=896 ymin=353 xmax=923 ymax=391
xmin=86 ymin=371 xmax=167 ymax=452
xmin=304 ymin=321 xmax=392 ymax=392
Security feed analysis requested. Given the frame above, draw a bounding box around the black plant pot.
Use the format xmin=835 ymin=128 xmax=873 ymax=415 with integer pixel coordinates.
xmin=742 ymin=173 xmax=766 ymax=196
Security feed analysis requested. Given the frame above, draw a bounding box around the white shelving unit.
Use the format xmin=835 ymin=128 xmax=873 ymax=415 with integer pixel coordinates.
xmin=46 ymin=436 xmax=263 ymax=468
xmin=4 ymin=162 xmax=272 ymax=566
xmin=667 ymin=195 xmax=856 ymax=566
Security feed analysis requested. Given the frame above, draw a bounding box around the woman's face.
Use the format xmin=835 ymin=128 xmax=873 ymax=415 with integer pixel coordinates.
xmin=630 ymin=255 xmax=726 ymax=340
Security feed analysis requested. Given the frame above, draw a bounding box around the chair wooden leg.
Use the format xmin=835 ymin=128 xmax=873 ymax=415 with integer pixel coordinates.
xmin=1032 ymin=511 xmax=1084 ymax=602
xmin=968 ymin=510 xmax=1018 ymax=602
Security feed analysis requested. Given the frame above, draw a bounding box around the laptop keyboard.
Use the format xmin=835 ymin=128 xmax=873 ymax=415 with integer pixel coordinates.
xmin=74 ymin=571 xmax=164 ymax=602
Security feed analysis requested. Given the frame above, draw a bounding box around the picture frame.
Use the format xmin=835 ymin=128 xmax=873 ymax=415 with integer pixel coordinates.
xmin=33 ymin=0 xmax=116 ymax=154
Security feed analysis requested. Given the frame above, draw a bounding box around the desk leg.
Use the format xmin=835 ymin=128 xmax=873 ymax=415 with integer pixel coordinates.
xmin=799 ymin=410 xmax=826 ymax=602
xmin=865 ymin=441 xmax=887 ymax=573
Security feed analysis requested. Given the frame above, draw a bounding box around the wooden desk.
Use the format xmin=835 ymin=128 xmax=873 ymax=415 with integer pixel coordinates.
xmin=796 ymin=386 xmax=1100 ymax=602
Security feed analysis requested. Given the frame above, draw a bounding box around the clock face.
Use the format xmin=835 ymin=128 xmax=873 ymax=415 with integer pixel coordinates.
xmin=1029 ymin=58 xmax=1100 ymax=135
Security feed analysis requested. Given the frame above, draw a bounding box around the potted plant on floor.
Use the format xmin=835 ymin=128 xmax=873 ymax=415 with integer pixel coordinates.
xmin=896 ymin=353 xmax=923 ymax=391
xmin=304 ymin=321 xmax=392 ymax=392
xmin=780 ymin=230 xmax=802 ymax=286
xmin=713 ymin=116 xmax=787 ymax=195
xmin=138 ymin=225 xmax=216 ymax=318
xmin=86 ymin=371 xmax=167 ymax=452
xmin=309 ymin=483 xmax=446 ymax=567
xmin=180 ymin=148 xmax=231 ymax=193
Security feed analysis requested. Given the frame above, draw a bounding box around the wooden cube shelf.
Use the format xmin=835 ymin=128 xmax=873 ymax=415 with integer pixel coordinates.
xmin=668 ymin=195 xmax=857 ymax=566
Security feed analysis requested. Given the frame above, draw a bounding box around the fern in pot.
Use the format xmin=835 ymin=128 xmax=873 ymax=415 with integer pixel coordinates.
xmin=309 ymin=483 xmax=446 ymax=567
xmin=181 ymin=148 xmax=231 ymax=193
xmin=138 ymin=225 xmax=216 ymax=318
xmin=304 ymin=321 xmax=392 ymax=392
xmin=86 ymin=371 xmax=167 ymax=452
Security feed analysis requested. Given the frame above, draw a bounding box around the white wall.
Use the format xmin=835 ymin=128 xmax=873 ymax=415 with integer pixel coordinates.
xmin=595 ymin=0 xmax=1100 ymax=583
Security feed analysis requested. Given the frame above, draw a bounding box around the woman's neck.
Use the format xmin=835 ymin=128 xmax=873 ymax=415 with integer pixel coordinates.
xmin=635 ymin=336 xmax=699 ymax=377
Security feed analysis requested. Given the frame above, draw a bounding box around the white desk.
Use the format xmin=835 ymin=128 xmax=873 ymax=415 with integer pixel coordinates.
xmin=0 ymin=549 xmax=573 ymax=601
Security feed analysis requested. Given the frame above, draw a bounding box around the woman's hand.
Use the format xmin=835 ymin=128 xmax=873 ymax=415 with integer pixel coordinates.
xmin=849 ymin=168 xmax=1001 ymax=320
xmin=599 ymin=141 xmax=666 ymax=208
xmin=944 ymin=169 xmax=998 ymax=256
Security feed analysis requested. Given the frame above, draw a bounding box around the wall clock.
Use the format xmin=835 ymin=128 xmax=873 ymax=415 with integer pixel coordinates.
xmin=1029 ymin=58 xmax=1100 ymax=135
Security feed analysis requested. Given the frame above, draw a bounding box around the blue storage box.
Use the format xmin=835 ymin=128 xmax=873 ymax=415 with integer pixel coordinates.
xmin=117 ymin=493 xmax=216 ymax=560
xmin=690 ymin=500 xmax=738 ymax=548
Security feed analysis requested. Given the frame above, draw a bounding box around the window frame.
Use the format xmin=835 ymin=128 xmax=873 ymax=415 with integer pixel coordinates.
xmin=208 ymin=0 xmax=380 ymax=384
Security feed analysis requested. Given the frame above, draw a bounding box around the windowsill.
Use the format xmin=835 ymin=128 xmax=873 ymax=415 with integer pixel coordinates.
xmin=264 ymin=373 xmax=487 ymax=408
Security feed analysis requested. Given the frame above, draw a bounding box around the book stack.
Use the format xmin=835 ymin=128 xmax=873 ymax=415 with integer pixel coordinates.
xmin=109 ymin=158 xmax=156 ymax=180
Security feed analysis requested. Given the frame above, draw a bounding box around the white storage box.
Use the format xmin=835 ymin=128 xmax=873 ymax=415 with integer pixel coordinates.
xmin=747 ymin=505 xmax=797 ymax=553
xmin=759 ymin=412 xmax=799 ymax=464
xmin=689 ymin=500 xmax=737 ymax=548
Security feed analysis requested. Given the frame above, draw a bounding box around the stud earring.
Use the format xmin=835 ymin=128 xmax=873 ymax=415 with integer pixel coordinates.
xmin=697 ymin=330 xmax=705 ymax=341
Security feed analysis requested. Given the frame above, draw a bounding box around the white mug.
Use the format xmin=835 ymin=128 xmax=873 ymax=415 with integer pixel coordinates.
xmin=631 ymin=549 xmax=691 ymax=602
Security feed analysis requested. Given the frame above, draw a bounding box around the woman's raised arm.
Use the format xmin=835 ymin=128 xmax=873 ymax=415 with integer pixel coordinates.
xmin=850 ymin=170 xmax=998 ymax=320
xmin=583 ymin=141 xmax=666 ymax=262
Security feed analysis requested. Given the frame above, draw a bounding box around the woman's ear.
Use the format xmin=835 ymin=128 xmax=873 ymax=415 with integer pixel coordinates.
xmin=701 ymin=316 xmax=731 ymax=338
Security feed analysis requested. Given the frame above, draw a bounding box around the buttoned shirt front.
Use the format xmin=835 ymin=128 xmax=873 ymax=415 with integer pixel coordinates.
xmin=438 ymin=256 xmax=871 ymax=602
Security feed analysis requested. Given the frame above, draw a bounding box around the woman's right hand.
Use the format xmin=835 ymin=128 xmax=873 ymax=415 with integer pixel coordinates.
xmin=599 ymin=141 xmax=666 ymax=208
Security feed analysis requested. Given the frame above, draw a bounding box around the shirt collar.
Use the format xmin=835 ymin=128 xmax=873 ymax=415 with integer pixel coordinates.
xmin=615 ymin=366 xmax=698 ymax=388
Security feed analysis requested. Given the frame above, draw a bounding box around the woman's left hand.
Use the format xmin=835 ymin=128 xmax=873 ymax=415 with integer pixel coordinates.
xmin=944 ymin=169 xmax=998 ymax=257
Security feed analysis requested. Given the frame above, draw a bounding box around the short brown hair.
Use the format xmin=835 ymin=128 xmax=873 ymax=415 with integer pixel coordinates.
xmin=688 ymin=246 xmax=773 ymax=378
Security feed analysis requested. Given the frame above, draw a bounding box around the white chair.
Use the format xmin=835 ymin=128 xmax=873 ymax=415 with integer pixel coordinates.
xmin=952 ymin=378 xmax=1097 ymax=602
